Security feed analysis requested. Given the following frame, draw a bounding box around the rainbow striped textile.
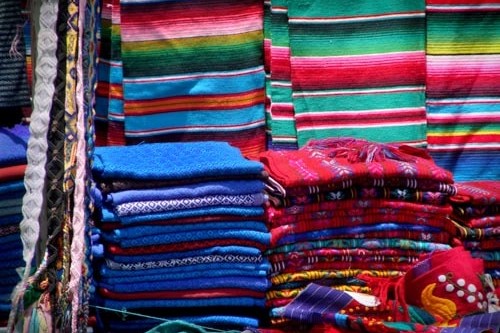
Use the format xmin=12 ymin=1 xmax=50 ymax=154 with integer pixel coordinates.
xmin=265 ymin=0 xmax=428 ymax=148
xmin=116 ymin=0 xmax=267 ymax=158
xmin=426 ymin=0 xmax=500 ymax=181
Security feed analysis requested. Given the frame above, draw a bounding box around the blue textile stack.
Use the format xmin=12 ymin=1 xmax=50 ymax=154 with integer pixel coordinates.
xmin=91 ymin=142 xmax=271 ymax=332
xmin=0 ymin=124 xmax=30 ymax=324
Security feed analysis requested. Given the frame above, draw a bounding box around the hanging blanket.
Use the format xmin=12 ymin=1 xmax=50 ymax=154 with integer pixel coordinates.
xmin=287 ymin=0 xmax=426 ymax=147
xmin=119 ymin=0 xmax=267 ymax=158
xmin=426 ymin=2 xmax=500 ymax=181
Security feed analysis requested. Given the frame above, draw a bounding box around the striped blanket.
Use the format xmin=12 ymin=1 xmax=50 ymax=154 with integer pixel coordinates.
xmin=265 ymin=0 xmax=428 ymax=147
xmin=426 ymin=0 xmax=500 ymax=181
xmin=119 ymin=0 xmax=267 ymax=158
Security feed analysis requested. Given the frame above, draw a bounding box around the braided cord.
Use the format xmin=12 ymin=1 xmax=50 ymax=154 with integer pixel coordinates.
xmin=8 ymin=0 xmax=59 ymax=330
xmin=69 ymin=0 xmax=87 ymax=330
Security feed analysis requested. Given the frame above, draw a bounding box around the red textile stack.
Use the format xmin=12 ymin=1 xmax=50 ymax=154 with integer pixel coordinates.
xmin=258 ymin=138 xmax=458 ymax=327
xmin=450 ymin=181 xmax=500 ymax=295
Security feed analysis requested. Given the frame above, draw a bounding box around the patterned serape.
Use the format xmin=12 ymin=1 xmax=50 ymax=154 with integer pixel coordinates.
xmin=267 ymin=0 xmax=298 ymax=148
xmin=119 ymin=0 xmax=267 ymax=158
xmin=272 ymin=186 xmax=449 ymax=207
xmin=426 ymin=1 xmax=500 ymax=181
xmin=0 ymin=0 xmax=30 ymax=127
xmin=95 ymin=0 xmax=126 ymax=146
xmin=287 ymin=0 xmax=427 ymax=147
xmin=259 ymin=138 xmax=454 ymax=192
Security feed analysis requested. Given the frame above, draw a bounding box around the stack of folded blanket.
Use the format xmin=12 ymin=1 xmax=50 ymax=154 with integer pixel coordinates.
xmin=258 ymin=137 xmax=457 ymax=328
xmin=0 ymin=124 xmax=30 ymax=324
xmin=449 ymin=181 xmax=500 ymax=292
xmin=91 ymin=142 xmax=271 ymax=332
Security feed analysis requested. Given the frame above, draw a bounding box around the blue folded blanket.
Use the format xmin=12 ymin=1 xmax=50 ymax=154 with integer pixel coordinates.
xmin=99 ymin=275 xmax=270 ymax=293
xmin=99 ymin=297 xmax=266 ymax=311
xmin=106 ymin=180 xmax=265 ymax=205
xmin=100 ymin=261 xmax=270 ymax=278
xmin=92 ymin=142 xmax=264 ymax=181
xmin=114 ymin=193 xmax=266 ymax=217
xmin=0 ymin=124 xmax=29 ymax=167
xmin=104 ymin=254 xmax=264 ymax=271
xmin=0 ymin=180 xmax=24 ymax=195
xmin=101 ymin=205 xmax=265 ymax=225
xmin=0 ymin=214 xmax=22 ymax=226
xmin=108 ymin=221 xmax=268 ymax=240
xmin=104 ymin=229 xmax=270 ymax=248
xmin=107 ymin=245 xmax=264 ymax=264
xmin=101 ymin=267 xmax=268 ymax=285
xmin=277 ymin=223 xmax=442 ymax=246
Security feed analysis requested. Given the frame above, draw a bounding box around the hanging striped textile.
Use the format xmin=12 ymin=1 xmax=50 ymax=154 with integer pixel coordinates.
xmin=0 ymin=0 xmax=31 ymax=126
xmin=426 ymin=0 xmax=500 ymax=181
xmin=119 ymin=0 xmax=267 ymax=158
xmin=95 ymin=0 xmax=126 ymax=145
xmin=286 ymin=0 xmax=427 ymax=147
xmin=267 ymin=0 xmax=298 ymax=149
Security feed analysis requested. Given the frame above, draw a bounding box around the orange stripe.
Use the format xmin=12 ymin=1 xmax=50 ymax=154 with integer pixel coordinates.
xmin=125 ymin=88 xmax=265 ymax=115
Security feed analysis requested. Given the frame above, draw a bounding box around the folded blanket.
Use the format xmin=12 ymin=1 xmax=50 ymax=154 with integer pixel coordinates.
xmin=99 ymin=275 xmax=270 ymax=293
xmin=100 ymin=261 xmax=270 ymax=278
xmin=267 ymin=208 xmax=454 ymax=229
xmin=0 ymin=180 xmax=24 ymax=195
xmin=105 ymin=180 xmax=265 ymax=205
xmin=266 ymin=199 xmax=452 ymax=220
xmin=106 ymin=237 xmax=268 ymax=255
xmin=270 ymin=238 xmax=451 ymax=255
xmin=451 ymin=181 xmax=500 ymax=206
xmin=0 ymin=214 xmax=22 ymax=226
xmin=104 ymin=229 xmax=270 ymax=248
xmin=93 ymin=142 xmax=264 ymax=181
xmin=113 ymin=193 xmax=267 ymax=217
xmin=271 ymin=223 xmax=448 ymax=247
xmin=272 ymin=186 xmax=449 ymax=207
xmin=0 ymin=124 xmax=29 ymax=167
xmin=259 ymin=138 xmax=454 ymax=190
xmin=101 ymin=267 xmax=268 ymax=285
xmin=108 ymin=221 xmax=267 ymax=240
xmin=101 ymin=205 xmax=265 ymax=225
xmin=98 ymin=296 xmax=266 ymax=311
xmin=0 ymin=165 xmax=27 ymax=182
xmin=105 ymin=245 xmax=264 ymax=263
xmin=105 ymin=254 xmax=264 ymax=271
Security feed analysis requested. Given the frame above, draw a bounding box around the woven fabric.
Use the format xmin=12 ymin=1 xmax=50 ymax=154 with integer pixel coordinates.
xmin=92 ymin=141 xmax=264 ymax=181
xmin=0 ymin=124 xmax=29 ymax=167
xmin=0 ymin=0 xmax=31 ymax=125
xmin=118 ymin=0 xmax=267 ymax=158
xmin=259 ymin=138 xmax=454 ymax=190
xmin=114 ymin=193 xmax=266 ymax=217
xmin=106 ymin=180 xmax=265 ymax=206
xmin=426 ymin=1 xmax=500 ymax=181
xmin=267 ymin=0 xmax=298 ymax=148
xmin=95 ymin=0 xmax=126 ymax=146
xmin=287 ymin=0 xmax=427 ymax=147
xmin=104 ymin=229 xmax=270 ymax=249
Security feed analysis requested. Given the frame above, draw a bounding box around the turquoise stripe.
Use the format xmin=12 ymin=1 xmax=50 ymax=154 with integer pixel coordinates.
xmin=427 ymin=103 xmax=500 ymax=114
xmin=126 ymin=105 xmax=265 ymax=132
xmin=123 ymin=69 xmax=265 ymax=100
xmin=98 ymin=63 xmax=123 ymax=84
